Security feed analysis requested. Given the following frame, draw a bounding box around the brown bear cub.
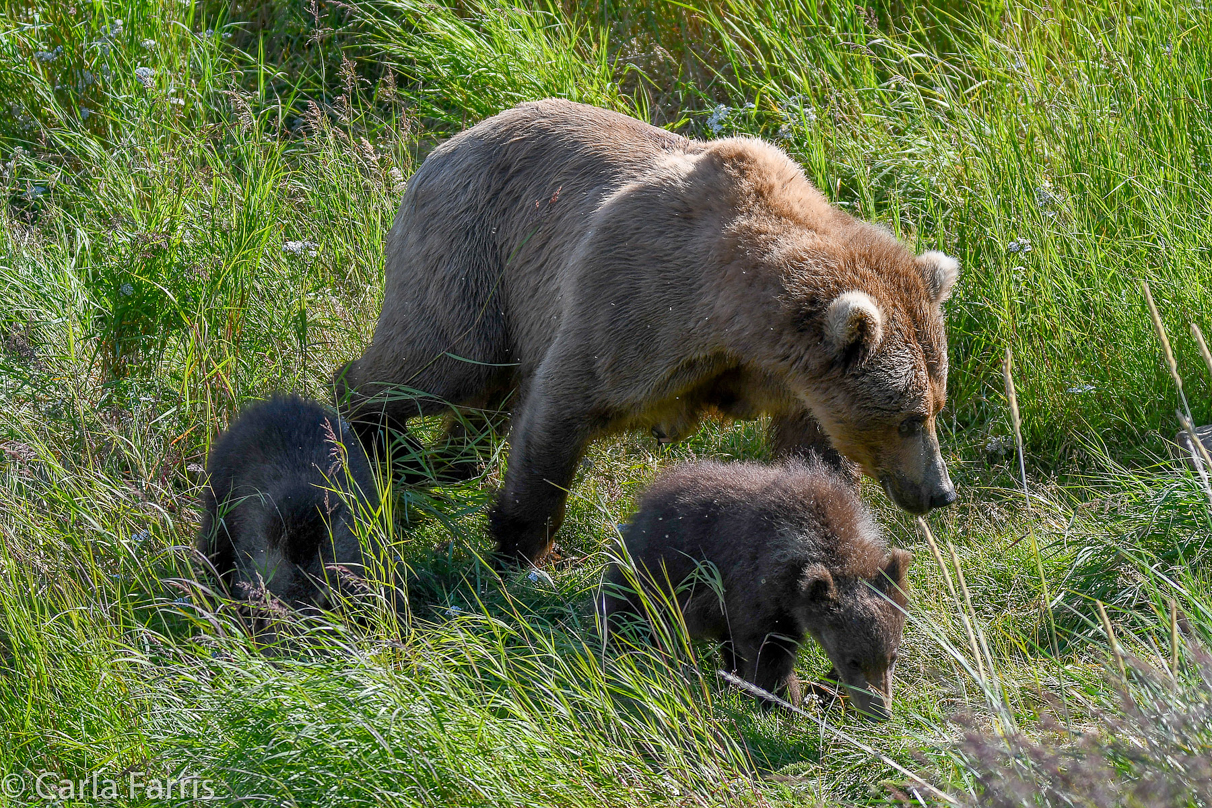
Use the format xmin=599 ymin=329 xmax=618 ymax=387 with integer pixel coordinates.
xmin=602 ymin=459 xmax=911 ymax=720
xmin=198 ymin=395 xmax=383 ymax=611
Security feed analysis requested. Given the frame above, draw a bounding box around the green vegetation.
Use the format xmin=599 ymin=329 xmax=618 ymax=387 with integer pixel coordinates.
xmin=2 ymin=0 xmax=1211 ymax=804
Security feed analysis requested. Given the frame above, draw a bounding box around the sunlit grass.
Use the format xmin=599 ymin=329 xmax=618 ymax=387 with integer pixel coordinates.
xmin=2 ymin=0 xmax=1212 ymax=804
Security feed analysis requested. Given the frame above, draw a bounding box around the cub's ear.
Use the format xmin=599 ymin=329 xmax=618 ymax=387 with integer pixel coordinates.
xmin=917 ymin=251 xmax=959 ymax=305
xmin=799 ymin=563 xmax=837 ymax=603
xmin=877 ymin=548 xmax=914 ymax=594
xmin=824 ymin=291 xmax=883 ymax=357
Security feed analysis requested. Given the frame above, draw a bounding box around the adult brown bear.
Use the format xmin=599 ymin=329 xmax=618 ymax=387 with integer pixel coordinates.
xmin=337 ymin=99 xmax=958 ymax=566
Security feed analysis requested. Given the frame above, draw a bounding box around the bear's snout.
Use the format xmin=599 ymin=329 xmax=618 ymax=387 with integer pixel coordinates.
xmin=930 ymin=482 xmax=958 ymax=509
xmin=852 ymin=690 xmax=892 ymax=721
xmin=881 ymin=472 xmax=955 ymax=514
xmin=846 ymin=674 xmax=894 ymax=721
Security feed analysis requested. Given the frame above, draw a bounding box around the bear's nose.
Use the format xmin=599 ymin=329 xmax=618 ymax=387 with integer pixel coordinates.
xmin=930 ymin=485 xmax=957 ymax=509
xmin=856 ymin=695 xmax=891 ymax=722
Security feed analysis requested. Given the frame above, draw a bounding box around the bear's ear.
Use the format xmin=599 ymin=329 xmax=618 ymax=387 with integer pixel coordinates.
xmin=824 ymin=291 xmax=883 ymax=357
xmin=798 ymin=563 xmax=837 ymax=603
xmin=877 ymin=548 xmax=914 ymax=594
xmin=917 ymin=251 xmax=959 ymax=305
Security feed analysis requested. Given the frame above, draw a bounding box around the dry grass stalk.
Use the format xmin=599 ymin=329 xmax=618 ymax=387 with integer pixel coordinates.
xmin=1170 ymin=597 xmax=1181 ymax=679
xmin=1191 ymin=323 xmax=1212 ymax=382
xmin=1096 ymin=599 xmax=1127 ymax=681
xmin=1003 ymin=347 xmax=1029 ymax=509
xmin=917 ymin=518 xmax=986 ymax=683
xmin=716 ymin=670 xmax=959 ymax=805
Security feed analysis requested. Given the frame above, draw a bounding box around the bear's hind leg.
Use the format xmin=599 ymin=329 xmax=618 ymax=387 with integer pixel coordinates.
xmin=432 ymin=388 xmax=513 ymax=482
xmin=335 ymin=351 xmax=507 ymax=484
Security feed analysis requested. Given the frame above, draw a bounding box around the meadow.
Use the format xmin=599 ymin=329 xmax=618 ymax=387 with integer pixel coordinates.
xmin=2 ymin=0 xmax=1212 ymax=804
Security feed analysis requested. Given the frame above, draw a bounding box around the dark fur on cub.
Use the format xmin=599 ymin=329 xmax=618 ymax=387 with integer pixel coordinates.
xmin=198 ymin=395 xmax=382 ymax=609
xmin=603 ymin=459 xmax=912 ymax=719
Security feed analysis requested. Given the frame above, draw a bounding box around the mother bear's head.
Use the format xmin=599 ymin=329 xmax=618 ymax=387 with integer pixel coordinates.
xmin=777 ymin=235 xmax=959 ymax=514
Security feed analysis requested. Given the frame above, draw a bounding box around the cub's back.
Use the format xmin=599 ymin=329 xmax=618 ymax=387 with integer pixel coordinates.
xmin=615 ymin=459 xmax=872 ymax=590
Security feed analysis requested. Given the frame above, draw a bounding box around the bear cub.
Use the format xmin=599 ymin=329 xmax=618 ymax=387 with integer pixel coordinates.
xmin=602 ymin=459 xmax=912 ymax=719
xmin=198 ymin=395 xmax=383 ymax=610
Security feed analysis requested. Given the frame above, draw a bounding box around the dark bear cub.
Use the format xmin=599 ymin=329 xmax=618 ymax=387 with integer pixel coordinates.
xmin=602 ymin=459 xmax=912 ymax=719
xmin=198 ymin=395 xmax=383 ymax=610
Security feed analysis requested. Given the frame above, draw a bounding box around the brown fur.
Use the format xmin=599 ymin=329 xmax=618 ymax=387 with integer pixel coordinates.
xmin=602 ymin=459 xmax=912 ymax=719
xmin=337 ymin=99 xmax=957 ymax=565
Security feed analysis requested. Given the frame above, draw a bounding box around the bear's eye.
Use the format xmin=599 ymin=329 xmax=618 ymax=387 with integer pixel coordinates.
xmin=846 ymin=657 xmax=861 ymax=671
xmin=898 ymin=416 xmax=924 ymax=437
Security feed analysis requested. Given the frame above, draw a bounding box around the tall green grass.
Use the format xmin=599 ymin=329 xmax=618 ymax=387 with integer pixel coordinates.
xmin=3 ymin=0 xmax=1212 ymax=805
xmin=354 ymin=0 xmax=1212 ymax=460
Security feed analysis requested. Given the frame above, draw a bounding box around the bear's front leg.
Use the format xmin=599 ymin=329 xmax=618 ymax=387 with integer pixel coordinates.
xmin=489 ymin=379 xmax=595 ymax=568
xmin=738 ymin=634 xmax=802 ymax=709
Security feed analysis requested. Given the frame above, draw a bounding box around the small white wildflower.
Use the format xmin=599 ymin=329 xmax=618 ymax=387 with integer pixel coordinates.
xmin=1067 ymin=383 xmax=1095 ymax=394
xmin=120 ymin=282 xmax=134 ymax=296
xmin=706 ymin=104 xmax=731 ymax=135
xmin=141 ymin=38 xmax=157 ymax=49
xmin=135 ymin=66 xmax=155 ymax=88
xmin=1007 ymin=237 xmax=1033 ymax=254
xmin=1034 ymin=180 xmax=1055 ymax=208
xmin=283 ymin=239 xmax=319 ymax=257
xmin=388 ymin=166 xmax=406 ymax=194
xmin=444 ymin=606 xmax=463 ymax=618
xmin=35 ymin=45 xmax=63 ymax=62
xmin=80 ymin=107 xmax=92 ymax=120
xmin=782 ymin=95 xmax=817 ymax=125
xmin=203 ymin=28 xmax=215 ymax=38
xmin=777 ymin=123 xmax=793 ymax=141
xmin=110 ymin=19 xmax=124 ymax=37
xmin=170 ymin=97 xmax=185 ymax=106
xmin=983 ymin=435 xmax=1011 ymax=456
xmin=527 ymin=569 xmax=554 ymax=587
